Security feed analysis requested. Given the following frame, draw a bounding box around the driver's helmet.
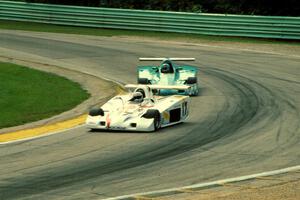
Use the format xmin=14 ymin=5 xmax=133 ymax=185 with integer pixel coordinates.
xmin=136 ymin=88 xmax=146 ymax=98
xmin=129 ymin=91 xmax=143 ymax=103
xmin=161 ymin=63 xmax=171 ymax=73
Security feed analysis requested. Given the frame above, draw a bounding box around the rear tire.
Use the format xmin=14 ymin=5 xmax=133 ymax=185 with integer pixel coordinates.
xmin=190 ymin=87 xmax=199 ymax=96
xmin=185 ymin=77 xmax=197 ymax=84
xmin=138 ymin=78 xmax=150 ymax=84
xmin=193 ymin=89 xmax=199 ymax=96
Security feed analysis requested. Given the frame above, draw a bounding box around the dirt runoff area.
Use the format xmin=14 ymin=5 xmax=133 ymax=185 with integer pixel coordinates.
xmin=158 ymin=171 xmax=300 ymax=200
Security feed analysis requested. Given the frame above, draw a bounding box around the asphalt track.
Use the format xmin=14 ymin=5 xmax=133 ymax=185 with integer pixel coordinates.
xmin=0 ymin=31 xmax=299 ymax=200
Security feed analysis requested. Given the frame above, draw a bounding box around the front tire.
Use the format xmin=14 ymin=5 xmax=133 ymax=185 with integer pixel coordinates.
xmin=142 ymin=109 xmax=161 ymax=131
xmin=153 ymin=114 xmax=161 ymax=131
xmin=89 ymin=108 xmax=104 ymax=116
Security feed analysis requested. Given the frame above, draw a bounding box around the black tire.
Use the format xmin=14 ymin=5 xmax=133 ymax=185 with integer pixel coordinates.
xmin=153 ymin=114 xmax=161 ymax=131
xmin=192 ymin=89 xmax=199 ymax=96
xmin=138 ymin=78 xmax=150 ymax=84
xmin=89 ymin=108 xmax=104 ymax=116
xmin=142 ymin=109 xmax=161 ymax=131
xmin=185 ymin=77 xmax=197 ymax=84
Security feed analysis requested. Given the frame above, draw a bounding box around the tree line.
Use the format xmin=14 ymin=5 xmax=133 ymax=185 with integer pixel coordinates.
xmin=25 ymin=0 xmax=300 ymax=16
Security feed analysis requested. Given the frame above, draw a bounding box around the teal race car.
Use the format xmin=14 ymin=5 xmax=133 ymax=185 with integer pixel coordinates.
xmin=137 ymin=58 xmax=199 ymax=96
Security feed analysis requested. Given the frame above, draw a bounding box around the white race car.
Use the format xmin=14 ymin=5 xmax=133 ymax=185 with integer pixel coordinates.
xmin=86 ymin=84 xmax=190 ymax=132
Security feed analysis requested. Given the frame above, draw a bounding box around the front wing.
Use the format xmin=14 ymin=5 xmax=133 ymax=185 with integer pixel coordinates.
xmin=86 ymin=115 xmax=155 ymax=132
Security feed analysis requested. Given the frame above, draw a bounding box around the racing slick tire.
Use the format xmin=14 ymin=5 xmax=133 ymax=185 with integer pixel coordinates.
xmin=138 ymin=78 xmax=150 ymax=84
xmin=185 ymin=77 xmax=197 ymax=84
xmin=142 ymin=109 xmax=161 ymax=131
xmin=89 ymin=108 xmax=104 ymax=116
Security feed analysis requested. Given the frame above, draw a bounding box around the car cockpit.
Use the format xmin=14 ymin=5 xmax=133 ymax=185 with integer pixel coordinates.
xmin=160 ymin=61 xmax=174 ymax=74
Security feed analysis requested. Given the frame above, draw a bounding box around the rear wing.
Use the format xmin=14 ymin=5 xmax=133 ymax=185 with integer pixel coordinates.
xmin=139 ymin=58 xmax=195 ymax=61
xmin=125 ymin=84 xmax=190 ymax=90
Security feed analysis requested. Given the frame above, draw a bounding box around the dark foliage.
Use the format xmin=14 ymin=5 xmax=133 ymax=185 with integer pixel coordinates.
xmin=25 ymin=0 xmax=300 ymax=16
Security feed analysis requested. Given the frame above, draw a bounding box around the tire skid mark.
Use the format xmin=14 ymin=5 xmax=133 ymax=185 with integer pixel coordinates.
xmin=0 ymin=66 xmax=288 ymax=199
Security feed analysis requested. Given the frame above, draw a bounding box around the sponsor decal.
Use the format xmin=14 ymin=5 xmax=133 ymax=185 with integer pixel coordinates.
xmin=163 ymin=111 xmax=170 ymax=120
xmin=106 ymin=113 xmax=111 ymax=128
xmin=110 ymin=126 xmax=126 ymax=130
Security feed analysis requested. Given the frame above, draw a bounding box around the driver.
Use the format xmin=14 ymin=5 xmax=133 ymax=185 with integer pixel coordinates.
xmin=161 ymin=63 xmax=172 ymax=73
xmin=129 ymin=91 xmax=144 ymax=103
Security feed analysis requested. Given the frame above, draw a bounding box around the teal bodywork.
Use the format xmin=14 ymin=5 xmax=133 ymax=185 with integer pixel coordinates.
xmin=137 ymin=59 xmax=199 ymax=96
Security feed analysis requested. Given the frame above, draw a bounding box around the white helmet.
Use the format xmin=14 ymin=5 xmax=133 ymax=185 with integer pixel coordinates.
xmin=130 ymin=91 xmax=143 ymax=103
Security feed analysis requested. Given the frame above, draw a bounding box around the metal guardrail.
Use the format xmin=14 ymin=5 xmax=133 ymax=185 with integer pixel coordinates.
xmin=0 ymin=1 xmax=300 ymax=39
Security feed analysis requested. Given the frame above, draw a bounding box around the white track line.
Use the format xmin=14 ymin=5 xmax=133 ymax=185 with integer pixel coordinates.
xmin=102 ymin=165 xmax=300 ymax=200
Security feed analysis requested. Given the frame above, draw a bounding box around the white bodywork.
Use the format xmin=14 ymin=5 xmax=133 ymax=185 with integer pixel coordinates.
xmin=86 ymin=85 xmax=190 ymax=132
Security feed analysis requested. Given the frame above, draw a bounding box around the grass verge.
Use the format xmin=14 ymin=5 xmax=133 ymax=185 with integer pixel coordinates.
xmin=1 ymin=20 xmax=299 ymax=46
xmin=0 ymin=61 xmax=90 ymax=129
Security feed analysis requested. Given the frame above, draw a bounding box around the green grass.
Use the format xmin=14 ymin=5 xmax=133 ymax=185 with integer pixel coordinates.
xmin=1 ymin=20 xmax=299 ymax=46
xmin=0 ymin=62 xmax=90 ymax=129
